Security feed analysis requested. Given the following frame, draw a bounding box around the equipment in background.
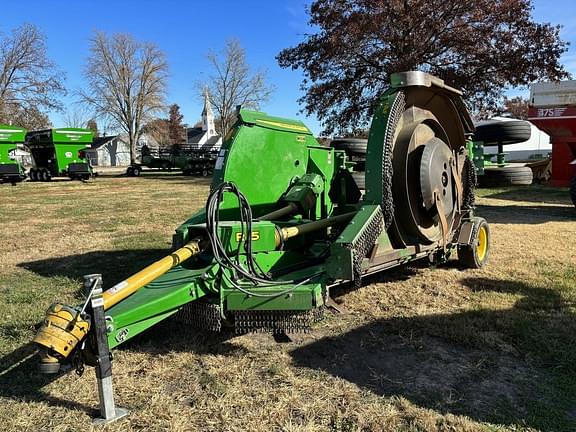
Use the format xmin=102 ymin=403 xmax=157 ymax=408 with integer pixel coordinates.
xmin=330 ymin=138 xmax=367 ymax=193
xmin=126 ymin=144 xmax=218 ymax=177
xmin=32 ymin=71 xmax=490 ymax=422
xmin=26 ymin=128 xmax=94 ymax=181
xmin=529 ymin=80 xmax=576 ymax=207
xmin=473 ymin=119 xmax=534 ymax=187
xmin=0 ymin=125 xmax=27 ymax=185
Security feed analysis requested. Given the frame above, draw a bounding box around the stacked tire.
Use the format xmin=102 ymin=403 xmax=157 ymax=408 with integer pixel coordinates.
xmin=473 ymin=120 xmax=532 ymax=146
xmin=473 ymin=120 xmax=534 ymax=187
xmin=330 ymin=138 xmax=367 ymax=193
xmin=479 ymin=166 xmax=533 ymax=187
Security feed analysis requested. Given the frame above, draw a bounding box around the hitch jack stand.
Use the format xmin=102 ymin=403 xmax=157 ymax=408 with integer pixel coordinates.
xmin=85 ymin=274 xmax=129 ymax=425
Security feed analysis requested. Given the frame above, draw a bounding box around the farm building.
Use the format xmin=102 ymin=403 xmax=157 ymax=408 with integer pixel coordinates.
xmin=85 ymin=134 xmax=160 ymax=166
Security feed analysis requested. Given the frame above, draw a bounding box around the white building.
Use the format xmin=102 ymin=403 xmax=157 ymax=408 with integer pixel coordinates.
xmin=186 ymin=90 xmax=222 ymax=151
xmin=86 ymin=134 xmax=160 ymax=166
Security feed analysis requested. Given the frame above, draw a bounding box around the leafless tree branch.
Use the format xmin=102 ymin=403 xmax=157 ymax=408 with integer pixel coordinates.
xmin=78 ymin=32 xmax=168 ymax=164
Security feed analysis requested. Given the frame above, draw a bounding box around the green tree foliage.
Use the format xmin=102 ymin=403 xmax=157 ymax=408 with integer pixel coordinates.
xmin=277 ymin=0 xmax=569 ymax=134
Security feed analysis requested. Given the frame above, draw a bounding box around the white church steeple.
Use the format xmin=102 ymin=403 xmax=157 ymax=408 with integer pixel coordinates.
xmin=202 ymin=88 xmax=216 ymax=138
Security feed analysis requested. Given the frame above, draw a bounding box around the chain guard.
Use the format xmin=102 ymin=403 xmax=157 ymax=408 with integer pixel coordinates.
xmin=345 ymin=206 xmax=384 ymax=286
xmin=234 ymin=308 xmax=324 ymax=334
xmin=174 ymin=298 xmax=222 ymax=332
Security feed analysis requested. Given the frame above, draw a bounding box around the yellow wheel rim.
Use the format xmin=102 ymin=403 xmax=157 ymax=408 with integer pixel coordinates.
xmin=477 ymin=225 xmax=488 ymax=262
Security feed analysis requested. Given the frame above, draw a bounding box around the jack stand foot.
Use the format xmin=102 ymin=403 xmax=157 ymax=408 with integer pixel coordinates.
xmin=92 ymin=407 xmax=129 ymax=425
xmin=84 ymin=274 xmax=130 ymax=426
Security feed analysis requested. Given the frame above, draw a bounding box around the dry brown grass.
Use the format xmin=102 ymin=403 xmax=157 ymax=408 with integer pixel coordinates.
xmin=0 ymin=176 xmax=574 ymax=431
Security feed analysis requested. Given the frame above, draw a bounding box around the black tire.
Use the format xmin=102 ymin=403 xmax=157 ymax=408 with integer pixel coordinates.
xmin=473 ymin=120 xmax=531 ymax=145
xmin=351 ymin=171 xmax=365 ymax=190
xmin=202 ymin=169 xmax=209 ymax=177
xmin=479 ymin=166 xmax=533 ymax=187
xmin=126 ymin=166 xmax=134 ymax=177
xmin=570 ymin=176 xmax=576 ymax=209
xmin=40 ymin=169 xmax=48 ymax=182
xmin=330 ymin=138 xmax=368 ymax=155
xmin=132 ymin=166 xmax=141 ymax=177
xmin=28 ymin=169 xmax=36 ymax=181
xmin=458 ymin=217 xmax=490 ymax=269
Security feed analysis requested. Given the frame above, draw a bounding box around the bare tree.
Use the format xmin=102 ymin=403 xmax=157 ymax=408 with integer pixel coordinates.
xmin=79 ymin=32 xmax=168 ymax=164
xmin=62 ymin=104 xmax=92 ymax=128
xmin=8 ymin=106 xmax=51 ymax=129
xmin=201 ymin=39 xmax=274 ymax=137
xmin=0 ymin=23 xmax=65 ymax=125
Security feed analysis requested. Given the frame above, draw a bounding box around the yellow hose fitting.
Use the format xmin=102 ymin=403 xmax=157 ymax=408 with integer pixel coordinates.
xmin=33 ymin=303 xmax=90 ymax=361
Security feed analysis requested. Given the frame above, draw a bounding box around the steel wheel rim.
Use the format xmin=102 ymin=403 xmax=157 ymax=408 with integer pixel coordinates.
xmin=477 ymin=226 xmax=488 ymax=261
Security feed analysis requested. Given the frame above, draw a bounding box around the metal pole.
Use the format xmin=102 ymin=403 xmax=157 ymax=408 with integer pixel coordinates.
xmin=85 ymin=274 xmax=129 ymax=425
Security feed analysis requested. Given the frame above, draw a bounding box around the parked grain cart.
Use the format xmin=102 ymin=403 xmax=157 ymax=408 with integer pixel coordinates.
xmin=32 ymin=71 xmax=490 ymax=422
xmin=26 ymin=128 xmax=94 ymax=181
xmin=0 ymin=124 xmax=27 ymax=184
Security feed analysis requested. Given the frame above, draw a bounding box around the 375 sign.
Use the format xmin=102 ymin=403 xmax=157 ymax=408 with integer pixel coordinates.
xmin=528 ymin=106 xmax=576 ymax=119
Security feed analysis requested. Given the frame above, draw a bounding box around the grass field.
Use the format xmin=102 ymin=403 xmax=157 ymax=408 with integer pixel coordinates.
xmin=0 ymin=175 xmax=575 ymax=432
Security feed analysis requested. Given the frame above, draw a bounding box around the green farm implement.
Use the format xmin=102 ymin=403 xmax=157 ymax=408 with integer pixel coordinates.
xmin=32 ymin=71 xmax=490 ymax=423
xmin=26 ymin=128 xmax=94 ymax=181
xmin=0 ymin=124 xmax=27 ymax=185
xmin=126 ymin=145 xmax=218 ymax=177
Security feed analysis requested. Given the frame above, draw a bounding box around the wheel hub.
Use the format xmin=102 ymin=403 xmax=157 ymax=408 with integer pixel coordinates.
xmin=420 ymin=137 xmax=454 ymax=216
xmin=392 ymin=110 xmax=457 ymax=244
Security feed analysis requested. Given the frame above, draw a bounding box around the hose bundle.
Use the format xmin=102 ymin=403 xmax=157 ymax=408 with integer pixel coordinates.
xmin=205 ymin=182 xmax=322 ymax=297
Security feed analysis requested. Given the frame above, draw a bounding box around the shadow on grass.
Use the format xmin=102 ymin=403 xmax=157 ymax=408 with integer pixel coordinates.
xmin=0 ymin=343 xmax=96 ymax=414
xmin=291 ymin=276 xmax=576 ymax=431
xmin=477 ymin=185 xmax=571 ymax=205
xmin=18 ymin=249 xmax=169 ymax=291
xmin=475 ymin=203 xmax=574 ymax=224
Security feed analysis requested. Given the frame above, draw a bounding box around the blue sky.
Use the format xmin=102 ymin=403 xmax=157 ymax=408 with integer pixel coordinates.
xmin=2 ymin=0 xmax=575 ymax=135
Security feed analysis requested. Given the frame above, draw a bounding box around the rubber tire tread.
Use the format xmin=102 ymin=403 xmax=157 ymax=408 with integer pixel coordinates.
xmin=473 ymin=120 xmax=531 ymax=145
xmin=480 ymin=166 xmax=533 ymax=186
xmin=330 ymin=138 xmax=367 ymax=155
xmin=458 ymin=217 xmax=490 ymax=269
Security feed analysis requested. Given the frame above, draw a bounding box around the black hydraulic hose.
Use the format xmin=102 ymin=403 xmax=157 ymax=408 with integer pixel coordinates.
xmin=205 ymin=182 xmax=321 ymax=290
xmin=258 ymin=203 xmax=298 ymax=221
